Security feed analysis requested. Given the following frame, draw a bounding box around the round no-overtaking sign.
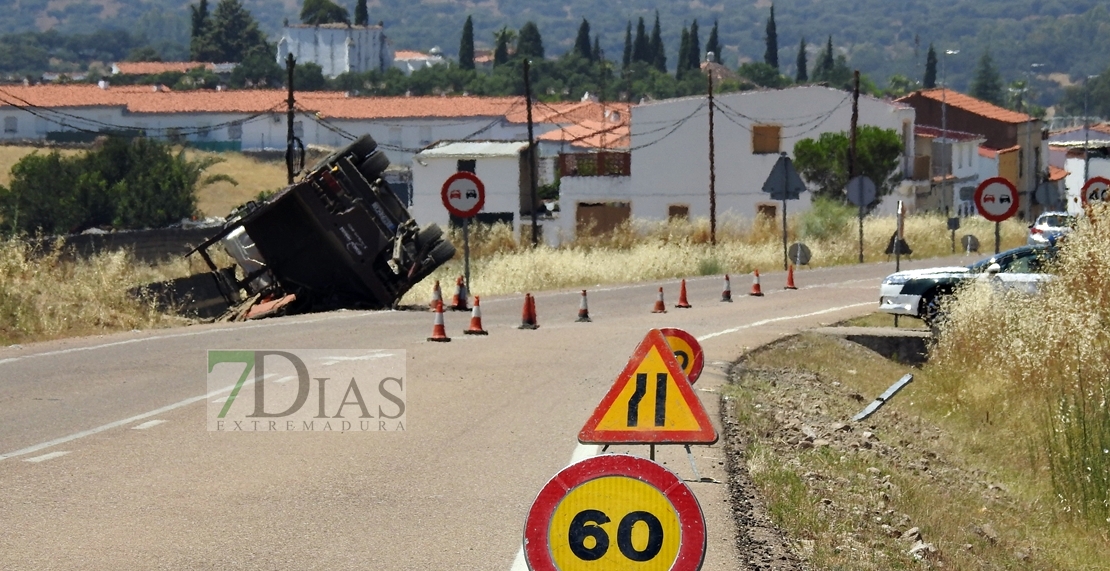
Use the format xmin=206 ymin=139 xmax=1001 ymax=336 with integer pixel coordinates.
xmin=973 ymin=177 xmax=1019 ymax=223
xmin=441 ymin=172 xmax=485 ymax=218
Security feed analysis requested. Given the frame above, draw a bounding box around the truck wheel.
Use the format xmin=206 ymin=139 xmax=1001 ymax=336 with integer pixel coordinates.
xmin=417 ymin=223 xmax=444 ymax=250
xmin=358 ymin=150 xmax=390 ymax=180
xmin=308 ymin=136 xmax=380 ymax=173
xmin=429 ymin=240 xmax=456 ymax=265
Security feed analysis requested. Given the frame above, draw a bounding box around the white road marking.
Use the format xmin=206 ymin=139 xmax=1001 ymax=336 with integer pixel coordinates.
xmin=0 ymin=380 xmax=248 ymax=462
xmin=0 ymin=311 xmax=371 ymax=367
xmin=696 ymin=302 xmax=873 ymax=341
xmin=131 ymin=420 xmax=166 ymax=430
xmin=24 ymin=451 xmax=69 ymax=463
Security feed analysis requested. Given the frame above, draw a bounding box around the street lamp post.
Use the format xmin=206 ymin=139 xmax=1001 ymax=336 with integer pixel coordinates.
xmin=1024 ymin=63 xmax=1043 ymax=215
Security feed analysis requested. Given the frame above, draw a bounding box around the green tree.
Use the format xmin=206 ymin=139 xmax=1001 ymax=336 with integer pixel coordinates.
xmin=517 ymin=21 xmax=544 ymax=60
xmin=764 ymin=5 xmax=778 ymax=70
xmin=230 ymin=45 xmax=283 ymax=87
xmin=687 ymin=20 xmax=700 ymax=71
xmin=573 ymin=18 xmax=592 ymax=61
xmin=970 ymin=50 xmax=1003 ymax=105
xmin=592 ymin=36 xmax=601 ymax=63
xmin=795 ymin=37 xmax=807 ymax=83
xmin=738 ymin=62 xmax=786 ymax=88
xmin=300 ymin=0 xmax=349 ymax=25
xmin=622 ymin=21 xmax=632 ymax=69
xmin=814 ymin=36 xmax=834 ymax=80
xmin=354 ymin=0 xmax=368 ymax=26
xmin=189 ymin=0 xmax=212 ymax=61
xmin=705 ymin=20 xmax=720 ymax=63
xmin=649 ymin=12 xmax=665 ymax=73
xmin=793 ymin=126 xmax=903 ymax=203
xmin=884 ymin=74 xmax=915 ymax=98
xmin=459 ymin=15 xmax=475 ymax=70
xmin=493 ymin=26 xmax=515 ymax=66
xmin=294 ymin=61 xmax=326 ymax=90
xmin=923 ymin=44 xmax=937 ymax=88
xmin=127 ymin=46 xmax=162 ymax=62
xmin=676 ymin=27 xmax=689 ymax=79
xmin=0 ymin=138 xmax=231 ymax=235
xmin=633 ymin=17 xmax=649 ymax=64
xmin=1059 ymin=71 xmax=1110 ymax=117
xmin=199 ymin=0 xmax=271 ymax=63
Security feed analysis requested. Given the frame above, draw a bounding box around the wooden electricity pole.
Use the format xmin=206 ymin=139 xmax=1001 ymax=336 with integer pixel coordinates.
xmin=707 ymin=71 xmax=717 ymax=246
xmin=523 ymin=59 xmax=539 ymax=247
xmin=285 ymin=53 xmax=296 ymax=185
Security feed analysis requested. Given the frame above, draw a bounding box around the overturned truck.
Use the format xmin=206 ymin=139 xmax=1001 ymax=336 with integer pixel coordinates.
xmin=188 ymin=135 xmax=455 ymax=319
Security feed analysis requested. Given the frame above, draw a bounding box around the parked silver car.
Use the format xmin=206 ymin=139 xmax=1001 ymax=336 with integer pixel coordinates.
xmin=1028 ymin=211 xmax=1075 ymax=245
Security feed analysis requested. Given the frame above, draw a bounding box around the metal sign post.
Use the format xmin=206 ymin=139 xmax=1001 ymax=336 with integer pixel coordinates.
xmin=441 ymin=172 xmax=486 ymax=291
xmin=762 ymin=154 xmax=807 ymax=271
xmin=847 ymin=176 xmax=876 ymax=264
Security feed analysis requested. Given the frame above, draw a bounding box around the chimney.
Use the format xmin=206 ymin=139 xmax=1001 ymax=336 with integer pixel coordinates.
xmin=98 ymin=80 xmax=109 ymax=90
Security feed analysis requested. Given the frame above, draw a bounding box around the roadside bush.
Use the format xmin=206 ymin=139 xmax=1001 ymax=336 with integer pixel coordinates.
xmin=931 ymin=204 xmax=1110 ymax=524
xmin=799 ymin=195 xmax=855 ymax=240
xmin=0 ymin=137 xmax=231 ymax=236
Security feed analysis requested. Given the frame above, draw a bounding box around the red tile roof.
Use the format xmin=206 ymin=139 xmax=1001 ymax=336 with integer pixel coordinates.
xmin=1048 ymin=165 xmax=1068 ymax=181
xmin=900 ymin=88 xmax=1033 ymax=124
xmin=915 ymin=124 xmax=984 ymax=142
xmin=979 ymin=147 xmax=998 ymax=159
xmin=113 ymin=62 xmax=215 ymax=75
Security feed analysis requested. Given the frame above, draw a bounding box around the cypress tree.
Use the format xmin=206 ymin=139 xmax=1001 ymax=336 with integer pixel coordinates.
xmin=923 ymin=44 xmax=937 ymax=88
xmin=970 ymin=50 xmax=1003 ymax=104
xmin=493 ymin=26 xmax=513 ymax=67
xmin=764 ymin=5 xmax=778 ymax=69
xmin=354 ymin=0 xmax=368 ymax=26
xmin=795 ymin=37 xmax=807 ymax=82
xmin=517 ymin=21 xmax=544 ymax=60
xmin=459 ymin=15 xmax=475 ymax=70
xmin=705 ymin=19 xmax=720 ymax=63
xmin=592 ymin=36 xmax=601 ymax=64
xmin=189 ymin=0 xmax=211 ymax=61
xmin=815 ymin=35 xmax=834 ymax=80
xmin=633 ymin=17 xmax=648 ymax=64
xmin=649 ymin=11 xmax=665 ymax=72
xmin=687 ymin=19 xmax=700 ymax=71
xmin=623 ymin=21 xmax=633 ymax=69
xmin=573 ymin=18 xmax=592 ymax=60
xmin=677 ymin=26 xmax=690 ymax=79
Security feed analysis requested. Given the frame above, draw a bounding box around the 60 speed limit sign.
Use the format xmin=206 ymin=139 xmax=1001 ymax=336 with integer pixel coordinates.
xmin=523 ymin=454 xmax=706 ymax=571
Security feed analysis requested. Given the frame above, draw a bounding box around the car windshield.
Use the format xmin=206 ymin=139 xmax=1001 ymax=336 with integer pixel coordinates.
xmin=967 ymin=246 xmax=1057 ymax=274
xmin=1039 ymin=214 xmax=1074 ymax=228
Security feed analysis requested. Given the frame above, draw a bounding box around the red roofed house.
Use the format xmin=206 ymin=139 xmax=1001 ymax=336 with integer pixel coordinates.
xmin=897 ymin=89 xmax=1044 ymax=219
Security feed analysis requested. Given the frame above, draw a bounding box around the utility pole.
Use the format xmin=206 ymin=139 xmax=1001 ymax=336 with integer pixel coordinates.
xmin=849 ymin=70 xmax=861 ymax=263
xmin=523 ymin=59 xmax=539 ymax=247
xmin=285 ymin=53 xmax=296 ymax=185
xmin=942 ymin=49 xmax=958 ymax=218
xmin=707 ymin=68 xmax=717 ymax=246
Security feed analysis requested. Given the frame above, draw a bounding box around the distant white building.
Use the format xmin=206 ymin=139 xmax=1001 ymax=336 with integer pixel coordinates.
xmin=392 ymin=48 xmax=445 ymax=76
xmin=276 ymin=23 xmax=394 ymax=78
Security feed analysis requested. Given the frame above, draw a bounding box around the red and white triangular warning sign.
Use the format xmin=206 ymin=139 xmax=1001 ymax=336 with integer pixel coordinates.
xmin=579 ymin=329 xmax=718 ymax=445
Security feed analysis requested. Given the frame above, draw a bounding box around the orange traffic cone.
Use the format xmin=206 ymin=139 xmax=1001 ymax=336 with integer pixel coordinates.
xmin=427 ymin=300 xmax=451 ymax=342
xmin=652 ymin=287 xmax=667 ymax=313
xmin=675 ymin=279 xmax=692 ymax=308
xmin=576 ymin=290 xmax=592 ymax=322
xmin=451 ymin=276 xmax=470 ymax=311
xmin=721 ymin=274 xmax=733 ymax=302
xmin=785 ymin=264 xmax=798 ymax=290
xmin=749 ymin=270 xmax=764 ymax=297
xmin=429 ymin=279 xmax=442 ymax=309
xmin=464 ymin=296 xmax=488 ymax=335
xmin=518 ymin=293 xmax=539 ymax=330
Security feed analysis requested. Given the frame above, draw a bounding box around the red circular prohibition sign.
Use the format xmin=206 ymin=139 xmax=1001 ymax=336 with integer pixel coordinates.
xmin=973 ymin=177 xmax=1020 ymax=223
xmin=523 ymin=454 xmax=707 ymax=571
xmin=441 ymin=171 xmax=486 ymax=218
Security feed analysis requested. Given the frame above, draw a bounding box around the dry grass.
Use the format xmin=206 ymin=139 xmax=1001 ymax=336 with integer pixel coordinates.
xmin=730 ymin=332 xmax=1110 ymax=570
xmin=400 ymin=213 xmax=1027 ymax=304
xmin=0 ymin=238 xmax=190 ymax=345
xmin=0 ymin=145 xmax=82 ymax=188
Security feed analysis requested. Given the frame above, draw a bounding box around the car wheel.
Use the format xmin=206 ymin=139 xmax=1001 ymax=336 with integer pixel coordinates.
xmin=416 ymin=223 xmax=444 ymax=250
xmin=920 ymin=291 xmax=943 ymax=327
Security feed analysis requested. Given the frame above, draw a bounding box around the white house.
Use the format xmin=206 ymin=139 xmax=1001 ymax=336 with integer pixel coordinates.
xmin=912 ymin=125 xmax=987 ymax=216
xmin=276 ymin=23 xmax=393 ymax=78
xmin=410 ymin=141 xmax=559 ymax=244
xmin=1047 ymin=125 xmax=1110 ymax=214
xmin=556 ymin=86 xmax=916 ymax=241
xmin=392 ymin=49 xmax=445 ymax=76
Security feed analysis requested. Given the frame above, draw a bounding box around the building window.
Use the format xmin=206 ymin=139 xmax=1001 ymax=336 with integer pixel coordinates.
xmin=757 ymin=203 xmax=777 ymax=218
xmin=752 ymin=125 xmax=781 ymax=154
xmin=1018 ymin=149 xmax=1024 ymax=177
xmin=228 ymin=123 xmax=243 ymax=140
xmin=293 ymin=121 xmax=304 ymax=138
xmin=457 ymin=159 xmax=475 ymax=173
xmin=668 ymin=204 xmax=689 ymax=220
xmin=3 ymin=116 xmax=16 ymax=133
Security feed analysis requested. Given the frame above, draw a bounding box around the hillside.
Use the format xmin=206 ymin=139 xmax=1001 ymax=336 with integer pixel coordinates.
xmin=3 ymin=0 xmax=1110 ymax=103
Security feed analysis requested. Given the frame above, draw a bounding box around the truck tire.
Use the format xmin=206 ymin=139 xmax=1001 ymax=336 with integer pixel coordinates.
xmin=429 ymin=240 xmax=456 ymax=265
xmin=416 ymin=223 xmax=444 ymax=250
xmin=358 ymin=150 xmax=390 ymax=180
xmin=309 ymin=135 xmax=380 ymax=173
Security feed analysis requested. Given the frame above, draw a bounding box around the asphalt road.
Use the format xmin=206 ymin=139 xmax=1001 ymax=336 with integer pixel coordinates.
xmin=0 ymin=256 xmax=964 ymax=570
